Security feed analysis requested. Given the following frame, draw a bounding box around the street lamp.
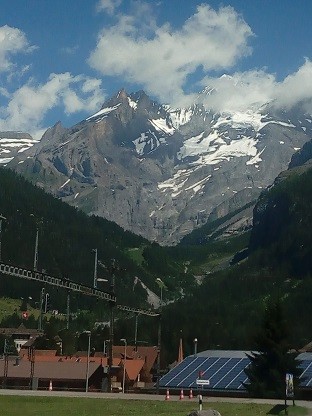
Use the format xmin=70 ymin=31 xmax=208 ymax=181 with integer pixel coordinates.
xmin=85 ymin=331 xmax=91 ymax=392
xmin=120 ymin=338 xmax=127 ymax=394
xmin=44 ymin=293 xmax=50 ymax=313
xmin=194 ymin=338 xmax=198 ymax=356
xmin=0 ymin=214 xmax=6 ymax=262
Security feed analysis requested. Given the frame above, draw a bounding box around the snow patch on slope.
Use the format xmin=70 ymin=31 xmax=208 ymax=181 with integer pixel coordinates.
xmin=149 ymin=118 xmax=175 ymax=135
xmin=86 ymin=103 xmax=121 ymax=121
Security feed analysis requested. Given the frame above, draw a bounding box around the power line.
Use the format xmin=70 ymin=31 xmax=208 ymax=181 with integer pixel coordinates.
xmin=0 ymin=262 xmax=116 ymax=303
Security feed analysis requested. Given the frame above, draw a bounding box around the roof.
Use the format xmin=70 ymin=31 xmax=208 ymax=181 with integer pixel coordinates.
xmin=18 ymin=353 xmax=120 ymax=366
xmin=0 ymin=324 xmax=43 ymax=336
xmin=195 ymin=350 xmax=252 ymax=359
xmin=0 ymin=358 xmax=101 ymax=381
xmin=33 ymin=349 xmax=57 ymax=356
xmin=124 ymin=359 xmax=145 ymax=381
xmin=113 ymin=345 xmax=158 ymax=372
xmin=160 ymin=350 xmax=312 ymax=391
xmin=20 ymin=337 xmax=37 ymax=347
xmin=300 ymin=341 xmax=312 ymax=352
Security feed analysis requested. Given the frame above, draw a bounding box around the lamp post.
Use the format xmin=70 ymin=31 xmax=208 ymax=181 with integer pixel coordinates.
xmin=0 ymin=214 xmax=6 ymax=262
xmin=194 ymin=338 xmax=198 ymax=356
xmin=85 ymin=331 xmax=91 ymax=393
xmin=44 ymin=293 xmax=50 ymax=313
xmin=120 ymin=338 xmax=127 ymax=394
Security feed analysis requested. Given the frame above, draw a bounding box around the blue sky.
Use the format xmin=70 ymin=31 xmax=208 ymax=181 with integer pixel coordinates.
xmin=1 ymin=0 xmax=312 ymax=138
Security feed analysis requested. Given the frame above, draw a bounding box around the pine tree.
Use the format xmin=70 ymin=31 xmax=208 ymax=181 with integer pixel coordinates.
xmin=244 ymin=299 xmax=302 ymax=398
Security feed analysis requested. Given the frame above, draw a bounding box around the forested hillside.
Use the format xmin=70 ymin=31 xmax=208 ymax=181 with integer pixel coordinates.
xmin=155 ymin=165 xmax=312 ymax=363
xmin=0 ymin=167 xmax=188 ymax=309
xmin=2 ymin=164 xmax=312 ymax=365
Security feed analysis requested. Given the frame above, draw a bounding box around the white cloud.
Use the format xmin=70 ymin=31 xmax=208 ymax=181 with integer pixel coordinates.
xmin=274 ymin=59 xmax=312 ymax=112
xmin=0 ymin=25 xmax=35 ymax=72
xmin=89 ymin=4 xmax=253 ymax=105
xmin=0 ymin=73 xmax=105 ymax=138
xmin=196 ymin=60 xmax=312 ymax=115
xmin=199 ymin=70 xmax=276 ymax=113
xmin=96 ymin=0 xmax=122 ymax=15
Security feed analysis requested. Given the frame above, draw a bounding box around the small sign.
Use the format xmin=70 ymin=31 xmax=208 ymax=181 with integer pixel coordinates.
xmin=286 ymin=373 xmax=294 ymax=398
xmin=196 ymin=379 xmax=210 ymax=385
xmin=21 ymin=311 xmax=28 ymax=319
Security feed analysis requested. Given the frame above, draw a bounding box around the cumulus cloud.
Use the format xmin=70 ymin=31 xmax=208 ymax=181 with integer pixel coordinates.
xmin=197 ymin=60 xmax=312 ymax=115
xmin=96 ymin=0 xmax=122 ymax=15
xmin=199 ymin=70 xmax=276 ymax=113
xmin=274 ymin=59 xmax=312 ymax=112
xmin=0 ymin=73 xmax=105 ymax=139
xmin=88 ymin=4 xmax=253 ymax=105
xmin=0 ymin=25 xmax=35 ymax=72
xmin=89 ymin=2 xmax=312 ymax=114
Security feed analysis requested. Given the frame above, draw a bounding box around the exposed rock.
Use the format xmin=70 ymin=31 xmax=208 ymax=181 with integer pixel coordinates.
xmin=6 ymin=90 xmax=312 ymax=245
xmin=188 ymin=409 xmax=221 ymax=416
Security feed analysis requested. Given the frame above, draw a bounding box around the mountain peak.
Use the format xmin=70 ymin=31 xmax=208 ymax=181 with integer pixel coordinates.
xmin=116 ymin=88 xmax=128 ymax=100
xmin=7 ymin=87 xmax=312 ymax=245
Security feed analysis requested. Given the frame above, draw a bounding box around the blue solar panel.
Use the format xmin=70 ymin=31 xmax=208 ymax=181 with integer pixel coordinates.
xmin=176 ymin=357 xmax=219 ymax=388
xmin=160 ymin=356 xmax=218 ymax=389
xmin=159 ymin=356 xmax=194 ymax=386
xmin=299 ymin=360 xmax=312 ymax=387
xmin=213 ymin=358 xmax=247 ymax=389
xmin=159 ymin=351 xmax=312 ymax=392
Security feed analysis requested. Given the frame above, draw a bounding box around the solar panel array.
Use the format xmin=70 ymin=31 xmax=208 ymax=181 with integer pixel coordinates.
xmin=298 ymin=353 xmax=312 ymax=387
xmin=159 ymin=352 xmax=312 ymax=392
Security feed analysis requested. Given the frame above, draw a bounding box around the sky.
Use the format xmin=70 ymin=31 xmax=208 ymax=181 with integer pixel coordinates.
xmin=1 ymin=0 xmax=312 ymax=139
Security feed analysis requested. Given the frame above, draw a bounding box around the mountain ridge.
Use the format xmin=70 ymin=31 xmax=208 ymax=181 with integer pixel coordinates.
xmin=5 ymin=88 xmax=312 ymax=244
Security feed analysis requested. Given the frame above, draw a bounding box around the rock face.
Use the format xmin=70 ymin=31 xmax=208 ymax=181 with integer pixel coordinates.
xmin=249 ymin=137 xmax=312 ymax=276
xmin=188 ymin=410 xmax=221 ymax=416
xmin=7 ymin=89 xmax=312 ymax=245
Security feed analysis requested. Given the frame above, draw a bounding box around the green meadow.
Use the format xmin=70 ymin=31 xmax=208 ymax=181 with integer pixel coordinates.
xmin=0 ymin=396 xmax=308 ymax=416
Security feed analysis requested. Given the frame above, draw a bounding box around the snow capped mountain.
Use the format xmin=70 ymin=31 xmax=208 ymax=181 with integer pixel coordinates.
xmin=0 ymin=132 xmax=38 ymax=165
xmin=6 ymin=89 xmax=312 ymax=245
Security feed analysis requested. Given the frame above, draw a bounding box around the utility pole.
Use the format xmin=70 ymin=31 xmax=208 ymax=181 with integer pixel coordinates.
xmin=108 ymin=259 xmax=116 ymax=393
xmin=29 ymin=346 xmax=35 ymax=390
xmin=93 ymin=248 xmax=98 ymax=288
xmin=156 ymin=313 xmax=162 ymax=394
xmin=156 ymin=278 xmax=166 ymax=394
xmin=38 ymin=287 xmax=45 ymax=331
xmin=0 ymin=214 xmax=6 ymax=262
xmin=44 ymin=292 xmax=49 ymax=313
xmin=66 ymin=291 xmax=70 ymax=330
xmin=85 ymin=331 xmax=91 ymax=393
xmin=3 ymin=339 xmax=8 ymax=388
xmin=134 ymin=313 xmax=138 ymax=351
xmin=33 ymin=225 xmax=39 ymax=271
